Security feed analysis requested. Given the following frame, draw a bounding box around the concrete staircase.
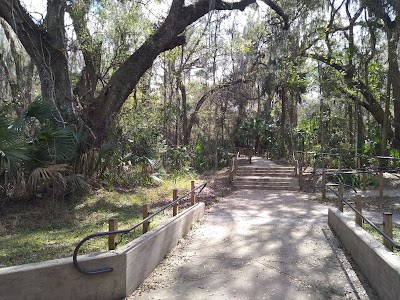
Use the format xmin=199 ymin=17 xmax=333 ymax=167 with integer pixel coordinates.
xmin=232 ymin=160 xmax=299 ymax=191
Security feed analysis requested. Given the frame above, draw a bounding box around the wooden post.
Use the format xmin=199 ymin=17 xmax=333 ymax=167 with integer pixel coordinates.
xmin=355 ymin=195 xmax=362 ymax=227
xmin=173 ymin=188 xmax=178 ymax=216
xmin=142 ymin=204 xmax=150 ymax=234
xmin=322 ymin=171 xmax=326 ymax=199
xmin=383 ymin=212 xmax=393 ymax=251
xmin=229 ymin=158 xmax=233 ymax=183
xmin=362 ymin=172 xmax=367 ymax=191
xmin=379 ymin=171 xmax=384 ymax=200
xmin=190 ymin=180 xmax=196 ymax=206
xmin=234 ymin=155 xmax=238 ymax=174
xmin=356 ymin=157 xmax=361 ymax=186
xmin=304 ymin=152 xmax=307 ymax=169
xmin=248 ymin=149 xmax=252 ymax=164
xmin=338 ymin=183 xmax=344 ymax=212
xmin=301 ymin=152 xmax=305 ymax=166
xmin=338 ymin=155 xmax=342 ymax=170
xmin=338 ymin=182 xmax=343 ymax=198
xmin=108 ymin=218 xmax=118 ymax=250
xmin=299 ymin=160 xmax=303 ymax=191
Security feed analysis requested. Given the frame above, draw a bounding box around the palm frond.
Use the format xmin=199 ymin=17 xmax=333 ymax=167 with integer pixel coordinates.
xmin=0 ymin=144 xmax=30 ymax=174
xmin=67 ymin=174 xmax=90 ymax=193
xmin=75 ymin=148 xmax=99 ymax=175
xmin=50 ymin=126 xmax=78 ymax=162
xmin=27 ymin=164 xmax=71 ymax=195
xmin=0 ymin=112 xmax=13 ymax=146
xmin=30 ymin=125 xmax=78 ymax=165
xmin=21 ymin=97 xmax=53 ymax=124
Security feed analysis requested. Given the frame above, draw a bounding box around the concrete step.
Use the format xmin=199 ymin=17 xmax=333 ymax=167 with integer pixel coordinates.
xmin=236 ymin=171 xmax=294 ymax=177
xmin=233 ymin=177 xmax=297 ymax=183
xmin=233 ymin=179 xmax=299 ymax=186
xmin=232 ymin=183 xmax=299 ymax=190
xmin=237 ymin=167 xmax=294 ymax=173
xmin=239 ymin=166 xmax=295 ymax=171
xmin=233 ymin=162 xmax=298 ymax=190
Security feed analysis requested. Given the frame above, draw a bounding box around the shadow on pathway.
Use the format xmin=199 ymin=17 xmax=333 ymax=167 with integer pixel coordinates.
xmin=128 ymin=188 xmax=378 ymax=299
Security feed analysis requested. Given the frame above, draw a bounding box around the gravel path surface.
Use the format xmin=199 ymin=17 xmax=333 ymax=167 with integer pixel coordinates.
xmin=128 ymin=190 xmax=378 ymax=300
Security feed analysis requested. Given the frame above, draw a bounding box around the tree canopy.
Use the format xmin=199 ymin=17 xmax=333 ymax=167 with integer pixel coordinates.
xmin=2 ymin=0 xmax=400 ymax=199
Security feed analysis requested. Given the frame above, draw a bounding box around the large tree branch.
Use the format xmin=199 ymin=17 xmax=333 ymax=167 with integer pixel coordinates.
xmin=306 ymin=52 xmax=396 ymax=141
xmin=185 ymin=79 xmax=247 ymax=141
xmin=86 ymin=0 xmax=287 ymax=143
xmin=0 ymin=0 xmax=45 ymax=68
xmin=1 ymin=0 xmax=288 ymax=143
xmin=362 ymin=0 xmax=396 ymax=29
xmin=258 ymin=0 xmax=289 ymax=29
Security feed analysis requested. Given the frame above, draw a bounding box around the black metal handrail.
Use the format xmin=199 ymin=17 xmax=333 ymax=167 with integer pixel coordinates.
xmin=73 ymin=182 xmax=207 ymax=275
xmin=323 ymin=166 xmax=400 ymax=175
xmin=324 ymin=184 xmax=400 ymax=250
xmin=297 ymin=150 xmax=341 ymax=157
xmin=301 ymin=165 xmax=400 ymax=177
xmin=325 ymin=182 xmax=358 ymax=194
xmin=297 ymin=150 xmax=400 ymax=163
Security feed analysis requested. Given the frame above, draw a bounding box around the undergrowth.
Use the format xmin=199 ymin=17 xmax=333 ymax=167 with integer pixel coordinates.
xmin=362 ymin=223 xmax=400 ymax=254
xmin=0 ymin=173 xmax=199 ymax=267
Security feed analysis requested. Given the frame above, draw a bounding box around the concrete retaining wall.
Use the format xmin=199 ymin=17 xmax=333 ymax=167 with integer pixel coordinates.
xmin=0 ymin=202 xmax=205 ymax=300
xmin=328 ymin=208 xmax=400 ymax=300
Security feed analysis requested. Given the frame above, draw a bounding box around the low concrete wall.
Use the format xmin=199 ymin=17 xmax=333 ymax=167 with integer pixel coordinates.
xmin=124 ymin=201 xmax=205 ymax=294
xmin=0 ymin=202 xmax=205 ymax=300
xmin=328 ymin=208 xmax=400 ymax=300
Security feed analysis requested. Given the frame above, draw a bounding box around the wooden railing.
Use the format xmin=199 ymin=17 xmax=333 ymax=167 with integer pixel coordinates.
xmin=235 ymin=147 xmax=252 ymax=163
xmin=297 ymin=151 xmax=400 ymax=198
xmin=325 ymin=183 xmax=399 ymax=252
xmin=73 ymin=181 xmax=207 ymax=275
xmin=229 ymin=152 xmax=239 ymax=183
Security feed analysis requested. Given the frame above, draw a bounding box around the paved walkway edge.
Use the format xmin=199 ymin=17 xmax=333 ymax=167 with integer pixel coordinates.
xmin=328 ymin=208 xmax=400 ymax=300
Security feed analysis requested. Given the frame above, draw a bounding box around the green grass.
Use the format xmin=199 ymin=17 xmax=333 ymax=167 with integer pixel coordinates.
xmin=362 ymin=223 xmax=400 ymax=252
xmin=0 ymin=174 xmax=200 ymax=267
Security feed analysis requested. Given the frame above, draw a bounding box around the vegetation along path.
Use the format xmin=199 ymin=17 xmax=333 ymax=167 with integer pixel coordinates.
xmin=129 ymin=165 xmax=379 ymax=299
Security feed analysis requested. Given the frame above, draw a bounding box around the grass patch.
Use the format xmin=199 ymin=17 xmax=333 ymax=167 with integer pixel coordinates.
xmin=0 ymin=174 xmax=200 ymax=268
xmin=362 ymin=222 xmax=400 ymax=253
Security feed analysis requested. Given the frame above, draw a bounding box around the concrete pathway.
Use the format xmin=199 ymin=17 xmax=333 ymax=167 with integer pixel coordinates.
xmin=128 ymin=189 xmax=378 ymax=299
xmin=242 ymin=156 xmax=284 ymax=168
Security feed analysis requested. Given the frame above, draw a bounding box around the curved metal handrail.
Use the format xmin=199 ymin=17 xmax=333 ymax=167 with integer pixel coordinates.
xmin=73 ymin=182 xmax=207 ymax=275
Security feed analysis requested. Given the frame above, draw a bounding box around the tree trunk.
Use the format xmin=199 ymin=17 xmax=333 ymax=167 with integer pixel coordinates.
xmin=311 ymin=53 xmax=400 ymax=146
xmin=388 ymin=27 xmax=400 ymax=149
xmin=179 ymin=77 xmax=189 ymax=145
xmin=382 ymin=29 xmax=393 ymax=155
xmin=348 ymin=103 xmax=353 ymax=148
xmin=214 ymin=101 xmax=218 ymax=170
xmin=0 ymin=0 xmax=76 ymax=124
xmin=279 ymin=87 xmax=286 ymax=157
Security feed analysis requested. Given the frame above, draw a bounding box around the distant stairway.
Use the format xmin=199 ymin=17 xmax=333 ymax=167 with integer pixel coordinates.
xmin=232 ymin=160 xmax=299 ymax=191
